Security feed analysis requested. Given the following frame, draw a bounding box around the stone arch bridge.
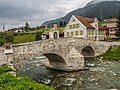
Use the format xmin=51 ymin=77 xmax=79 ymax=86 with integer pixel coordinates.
xmin=5 ymin=37 xmax=110 ymax=71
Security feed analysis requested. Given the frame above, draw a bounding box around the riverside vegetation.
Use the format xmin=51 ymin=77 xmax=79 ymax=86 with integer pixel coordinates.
xmin=97 ymin=46 xmax=120 ymax=60
xmin=0 ymin=65 xmax=54 ymax=90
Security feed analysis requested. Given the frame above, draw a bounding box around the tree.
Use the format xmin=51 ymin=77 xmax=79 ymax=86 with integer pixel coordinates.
xmin=116 ymin=11 xmax=120 ymax=37
xmin=59 ymin=21 xmax=63 ymax=27
xmin=64 ymin=21 xmax=66 ymax=27
xmin=25 ymin=22 xmax=30 ymax=32
xmin=5 ymin=32 xmax=14 ymax=43
xmin=35 ymin=31 xmax=42 ymax=41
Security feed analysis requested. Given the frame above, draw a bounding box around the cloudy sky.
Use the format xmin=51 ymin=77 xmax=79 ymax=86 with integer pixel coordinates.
xmin=0 ymin=0 xmax=94 ymax=30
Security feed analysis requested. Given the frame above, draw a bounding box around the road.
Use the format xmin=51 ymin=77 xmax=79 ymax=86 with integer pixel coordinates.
xmin=109 ymin=42 xmax=120 ymax=45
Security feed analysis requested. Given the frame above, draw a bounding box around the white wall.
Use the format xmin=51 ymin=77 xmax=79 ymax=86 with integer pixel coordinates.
xmin=64 ymin=15 xmax=86 ymax=38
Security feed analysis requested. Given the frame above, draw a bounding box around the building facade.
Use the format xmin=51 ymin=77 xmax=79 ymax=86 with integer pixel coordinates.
xmin=42 ymin=28 xmax=64 ymax=40
xmin=64 ymin=15 xmax=104 ymax=41
xmin=100 ymin=23 xmax=118 ymax=39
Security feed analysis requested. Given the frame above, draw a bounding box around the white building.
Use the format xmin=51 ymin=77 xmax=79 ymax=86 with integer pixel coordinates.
xmin=64 ymin=15 xmax=104 ymax=41
xmin=42 ymin=28 xmax=64 ymax=40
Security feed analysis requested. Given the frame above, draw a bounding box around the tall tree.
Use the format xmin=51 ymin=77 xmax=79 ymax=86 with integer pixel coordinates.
xmin=5 ymin=32 xmax=14 ymax=43
xmin=59 ymin=21 xmax=63 ymax=27
xmin=116 ymin=12 xmax=120 ymax=37
xmin=64 ymin=21 xmax=66 ymax=27
xmin=25 ymin=22 xmax=30 ymax=32
xmin=35 ymin=31 xmax=42 ymax=41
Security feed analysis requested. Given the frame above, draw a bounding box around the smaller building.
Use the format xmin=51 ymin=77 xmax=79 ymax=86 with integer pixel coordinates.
xmin=100 ymin=23 xmax=118 ymax=39
xmin=42 ymin=32 xmax=49 ymax=40
xmin=107 ymin=24 xmax=118 ymax=39
xmin=103 ymin=17 xmax=118 ymax=23
xmin=42 ymin=28 xmax=64 ymax=40
xmin=49 ymin=29 xmax=60 ymax=39
xmin=99 ymin=25 xmax=109 ymax=40
xmin=46 ymin=23 xmax=59 ymax=28
xmin=51 ymin=23 xmax=58 ymax=28
xmin=39 ymin=25 xmax=48 ymax=29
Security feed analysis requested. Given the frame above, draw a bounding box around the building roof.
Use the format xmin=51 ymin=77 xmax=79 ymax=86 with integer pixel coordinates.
xmin=99 ymin=25 xmax=109 ymax=30
xmin=42 ymin=31 xmax=49 ymax=35
xmin=107 ymin=24 xmax=117 ymax=29
xmin=75 ymin=16 xmax=95 ymax=29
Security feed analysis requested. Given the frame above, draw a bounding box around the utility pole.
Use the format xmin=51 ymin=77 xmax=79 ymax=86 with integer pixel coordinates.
xmin=100 ymin=9 xmax=103 ymax=20
xmin=3 ymin=23 xmax=5 ymax=32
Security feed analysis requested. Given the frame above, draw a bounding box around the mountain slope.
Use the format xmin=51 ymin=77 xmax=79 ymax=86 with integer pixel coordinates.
xmin=87 ymin=0 xmax=120 ymax=5
xmin=42 ymin=1 xmax=120 ymax=26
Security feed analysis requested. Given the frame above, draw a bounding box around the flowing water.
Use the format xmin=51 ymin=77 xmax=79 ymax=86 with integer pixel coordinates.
xmin=19 ymin=57 xmax=120 ymax=90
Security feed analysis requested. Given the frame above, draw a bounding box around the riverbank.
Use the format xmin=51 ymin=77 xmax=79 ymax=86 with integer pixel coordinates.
xmin=96 ymin=45 xmax=120 ymax=60
xmin=0 ymin=65 xmax=54 ymax=90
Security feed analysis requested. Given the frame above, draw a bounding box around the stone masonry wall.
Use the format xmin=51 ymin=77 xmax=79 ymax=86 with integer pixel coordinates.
xmin=10 ymin=37 xmax=110 ymax=71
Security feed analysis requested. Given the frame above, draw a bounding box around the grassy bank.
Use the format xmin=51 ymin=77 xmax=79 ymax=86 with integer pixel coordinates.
xmin=0 ymin=65 xmax=54 ymax=90
xmin=98 ymin=46 xmax=120 ymax=60
xmin=14 ymin=33 xmax=37 ymax=44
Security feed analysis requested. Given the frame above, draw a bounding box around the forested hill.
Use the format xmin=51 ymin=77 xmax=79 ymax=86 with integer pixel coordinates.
xmin=42 ymin=1 xmax=120 ymax=26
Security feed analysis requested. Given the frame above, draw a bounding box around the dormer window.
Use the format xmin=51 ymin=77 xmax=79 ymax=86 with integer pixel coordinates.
xmin=95 ymin=24 xmax=98 ymax=28
xmin=73 ymin=19 xmax=75 ymax=22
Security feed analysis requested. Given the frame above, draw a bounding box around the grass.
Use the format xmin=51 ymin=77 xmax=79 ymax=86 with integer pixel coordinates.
xmin=98 ymin=46 xmax=120 ymax=60
xmin=0 ymin=65 xmax=54 ymax=90
xmin=14 ymin=33 xmax=36 ymax=44
xmin=57 ymin=27 xmax=65 ymax=30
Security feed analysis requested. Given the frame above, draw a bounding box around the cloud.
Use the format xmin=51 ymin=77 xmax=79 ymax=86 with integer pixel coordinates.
xmin=0 ymin=0 xmax=92 ymax=30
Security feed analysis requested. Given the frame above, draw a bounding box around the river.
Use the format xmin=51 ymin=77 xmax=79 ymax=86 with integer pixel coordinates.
xmin=19 ymin=56 xmax=120 ymax=90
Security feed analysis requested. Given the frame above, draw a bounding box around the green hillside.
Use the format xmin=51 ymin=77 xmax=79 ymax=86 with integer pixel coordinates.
xmin=14 ymin=33 xmax=37 ymax=44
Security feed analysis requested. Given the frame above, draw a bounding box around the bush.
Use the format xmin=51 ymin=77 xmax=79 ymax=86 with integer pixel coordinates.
xmin=98 ymin=46 xmax=120 ymax=60
xmin=0 ymin=65 xmax=12 ymax=74
xmin=0 ymin=65 xmax=54 ymax=90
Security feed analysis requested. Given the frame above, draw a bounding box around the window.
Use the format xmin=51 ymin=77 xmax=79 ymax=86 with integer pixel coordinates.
xmin=76 ymin=24 xmax=80 ymax=28
xmin=75 ymin=31 xmax=79 ymax=36
xmin=69 ymin=25 xmax=72 ymax=29
xmin=66 ymin=32 xmax=69 ymax=37
xmin=92 ymin=37 xmax=94 ymax=40
xmin=73 ymin=19 xmax=75 ymax=22
xmin=73 ymin=24 xmax=76 ymax=28
xmin=80 ymin=30 xmax=83 ymax=35
xmin=92 ymin=30 xmax=94 ymax=35
xmin=95 ymin=30 xmax=97 ymax=35
xmin=99 ymin=31 xmax=101 ymax=35
xmin=71 ymin=32 xmax=74 ymax=36
xmin=54 ymin=32 xmax=58 ymax=39
xmin=101 ymin=31 xmax=104 ymax=35
xmin=95 ymin=24 xmax=98 ymax=28
xmin=88 ymin=30 xmax=91 ymax=35
xmin=99 ymin=31 xmax=103 ymax=35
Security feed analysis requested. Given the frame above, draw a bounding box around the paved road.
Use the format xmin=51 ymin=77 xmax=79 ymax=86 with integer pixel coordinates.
xmin=99 ymin=41 xmax=120 ymax=46
xmin=109 ymin=42 xmax=120 ymax=45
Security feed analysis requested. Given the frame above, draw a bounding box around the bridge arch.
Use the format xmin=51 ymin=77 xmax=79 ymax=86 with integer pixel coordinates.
xmin=81 ymin=46 xmax=95 ymax=58
xmin=42 ymin=53 xmax=67 ymax=68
